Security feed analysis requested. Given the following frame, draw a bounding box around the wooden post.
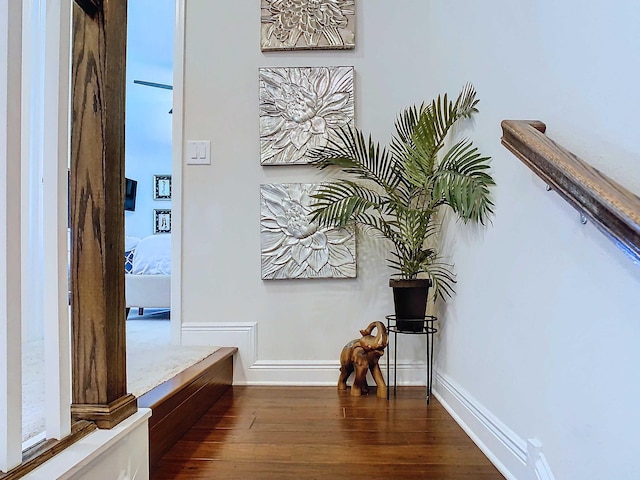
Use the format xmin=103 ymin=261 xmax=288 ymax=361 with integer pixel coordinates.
xmin=70 ymin=0 xmax=136 ymax=428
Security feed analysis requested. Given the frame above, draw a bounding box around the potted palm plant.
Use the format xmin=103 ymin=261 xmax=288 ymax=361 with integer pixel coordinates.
xmin=309 ymin=84 xmax=495 ymax=331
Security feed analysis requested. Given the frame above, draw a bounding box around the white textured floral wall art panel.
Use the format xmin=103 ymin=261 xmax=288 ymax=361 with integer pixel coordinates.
xmin=260 ymin=183 xmax=357 ymax=280
xmin=261 ymin=0 xmax=355 ymax=51
xmin=259 ymin=66 xmax=354 ymax=165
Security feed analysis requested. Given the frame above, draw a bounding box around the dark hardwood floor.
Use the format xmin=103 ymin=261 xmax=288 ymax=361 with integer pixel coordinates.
xmin=153 ymin=386 xmax=504 ymax=479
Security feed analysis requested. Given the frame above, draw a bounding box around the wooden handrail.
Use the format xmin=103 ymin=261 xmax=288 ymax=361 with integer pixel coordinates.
xmin=501 ymin=120 xmax=640 ymax=263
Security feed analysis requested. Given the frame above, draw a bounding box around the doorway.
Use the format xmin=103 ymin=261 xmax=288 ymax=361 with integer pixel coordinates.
xmin=124 ymin=0 xmax=175 ymax=328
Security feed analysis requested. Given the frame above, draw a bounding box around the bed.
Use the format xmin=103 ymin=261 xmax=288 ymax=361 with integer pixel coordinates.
xmin=125 ymin=234 xmax=171 ymax=314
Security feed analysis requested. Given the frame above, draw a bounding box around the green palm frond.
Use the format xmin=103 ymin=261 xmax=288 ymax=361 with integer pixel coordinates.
xmin=421 ymin=261 xmax=457 ymax=302
xmin=432 ymin=139 xmax=495 ymax=223
xmin=308 ymin=83 xmax=495 ymax=299
xmin=390 ymin=103 xmax=426 ymax=160
xmin=309 ymin=126 xmax=404 ymax=194
xmin=394 ymin=208 xmax=436 ymax=249
xmin=453 ymin=82 xmax=480 ymax=118
xmin=403 ymin=83 xmax=479 ymax=188
xmin=310 ymin=180 xmax=385 ymax=227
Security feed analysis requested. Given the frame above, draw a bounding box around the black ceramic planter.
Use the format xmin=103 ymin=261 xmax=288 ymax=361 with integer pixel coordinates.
xmin=389 ymin=278 xmax=432 ymax=332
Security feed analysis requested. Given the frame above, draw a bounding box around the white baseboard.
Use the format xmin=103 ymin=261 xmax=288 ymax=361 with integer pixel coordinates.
xmin=181 ymin=322 xmax=257 ymax=382
xmin=434 ymin=372 xmax=554 ymax=480
xmin=246 ymin=360 xmax=339 ymax=385
xmin=180 ymin=322 xmax=427 ymax=385
xmin=244 ymin=360 xmax=427 ymax=386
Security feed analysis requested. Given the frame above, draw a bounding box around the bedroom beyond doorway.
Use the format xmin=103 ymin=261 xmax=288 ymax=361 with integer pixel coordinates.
xmin=124 ymin=0 xmax=175 ymax=322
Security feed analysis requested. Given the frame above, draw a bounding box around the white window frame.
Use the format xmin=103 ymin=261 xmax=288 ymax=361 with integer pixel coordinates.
xmin=171 ymin=0 xmax=185 ymax=344
xmin=1 ymin=0 xmax=71 ymax=472
xmin=1 ymin=0 xmax=25 ymax=471
xmin=41 ymin=0 xmax=72 ymax=443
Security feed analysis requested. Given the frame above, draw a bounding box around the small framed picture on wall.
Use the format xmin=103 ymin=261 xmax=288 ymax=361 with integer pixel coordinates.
xmin=154 ymin=209 xmax=171 ymax=234
xmin=153 ymin=174 xmax=172 ymax=200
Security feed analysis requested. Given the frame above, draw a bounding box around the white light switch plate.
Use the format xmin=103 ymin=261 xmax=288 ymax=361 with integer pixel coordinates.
xmin=186 ymin=140 xmax=211 ymax=165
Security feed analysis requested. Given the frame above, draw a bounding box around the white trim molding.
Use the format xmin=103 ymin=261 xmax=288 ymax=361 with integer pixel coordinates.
xmin=525 ymin=438 xmax=555 ymax=480
xmin=247 ymin=360 xmax=340 ymax=385
xmin=181 ymin=322 xmax=258 ymax=382
xmin=434 ymin=372 xmax=555 ymax=480
xmin=245 ymin=360 xmax=427 ymax=386
xmin=380 ymin=361 xmax=427 ymax=388
xmin=42 ymin=0 xmax=72 ymax=442
xmin=170 ymin=0 xmax=186 ymax=345
xmin=180 ymin=322 xmax=427 ymax=386
xmin=1 ymin=0 xmax=24 ymax=470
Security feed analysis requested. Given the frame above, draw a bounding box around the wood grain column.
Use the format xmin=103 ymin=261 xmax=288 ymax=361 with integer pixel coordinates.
xmin=69 ymin=0 xmax=136 ymax=428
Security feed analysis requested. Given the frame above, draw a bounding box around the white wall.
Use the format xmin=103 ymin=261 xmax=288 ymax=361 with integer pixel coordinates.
xmin=180 ymin=1 xmax=436 ymax=383
xmin=180 ymin=1 xmax=640 ymax=478
xmin=421 ymin=1 xmax=640 ymax=480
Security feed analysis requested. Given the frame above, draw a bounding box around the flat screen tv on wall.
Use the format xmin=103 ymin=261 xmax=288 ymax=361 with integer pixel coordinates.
xmin=125 ymin=177 xmax=137 ymax=211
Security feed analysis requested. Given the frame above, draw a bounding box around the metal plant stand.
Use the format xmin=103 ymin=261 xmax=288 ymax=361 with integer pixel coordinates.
xmin=385 ymin=315 xmax=438 ymax=404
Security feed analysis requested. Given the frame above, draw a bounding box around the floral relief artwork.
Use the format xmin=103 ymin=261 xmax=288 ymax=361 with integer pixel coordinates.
xmin=259 ymin=66 xmax=354 ymax=165
xmin=261 ymin=0 xmax=355 ymax=51
xmin=261 ymin=183 xmax=356 ymax=280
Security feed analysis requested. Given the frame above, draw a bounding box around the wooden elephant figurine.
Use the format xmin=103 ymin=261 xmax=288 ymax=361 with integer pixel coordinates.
xmin=338 ymin=321 xmax=388 ymax=398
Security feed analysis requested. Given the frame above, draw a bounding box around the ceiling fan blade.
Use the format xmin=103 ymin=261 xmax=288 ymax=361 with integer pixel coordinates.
xmin=133 ymin=79 xmax=173 ymax=90
xmin=133 ymin=80 xmax=173 ymax=113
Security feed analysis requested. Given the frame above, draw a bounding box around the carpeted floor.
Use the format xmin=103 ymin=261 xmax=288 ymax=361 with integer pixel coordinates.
xmin=21 ymin=309 xmax=220 ymax=443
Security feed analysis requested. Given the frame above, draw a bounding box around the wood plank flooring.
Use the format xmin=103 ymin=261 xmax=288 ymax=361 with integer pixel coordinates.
xmin=153 ymin=386 xmax=504 ymax=479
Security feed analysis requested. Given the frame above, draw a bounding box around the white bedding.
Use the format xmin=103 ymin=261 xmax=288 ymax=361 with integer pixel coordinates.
xmin=131 ymin=234 xmax=171 ymax=275
xmin=126 ymin=234 xmax=172 ymax=309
